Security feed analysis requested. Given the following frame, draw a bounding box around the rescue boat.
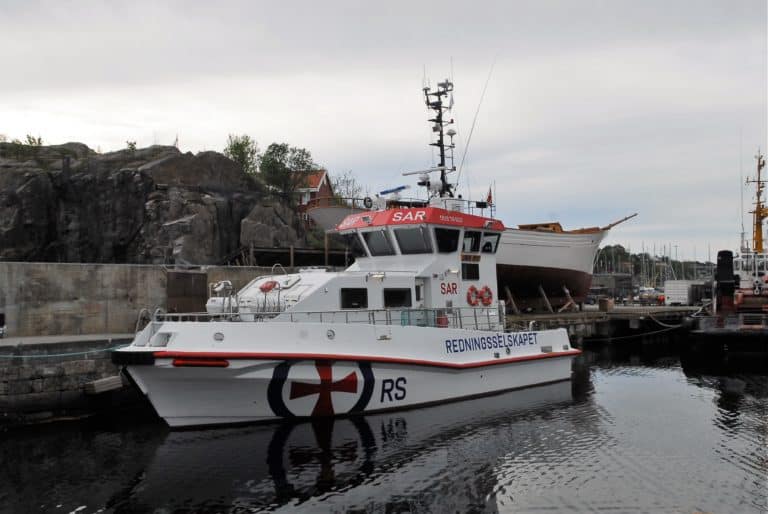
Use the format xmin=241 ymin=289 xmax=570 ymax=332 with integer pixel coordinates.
xmin=111 ymin=79 xmax=580 ymax=427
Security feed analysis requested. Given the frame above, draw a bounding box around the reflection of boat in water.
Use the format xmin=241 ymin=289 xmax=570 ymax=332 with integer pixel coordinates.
xmin=107 ymin=381 xmax=573 ymax=512
xmin=681 ymin=345 xmax=768 ymax=383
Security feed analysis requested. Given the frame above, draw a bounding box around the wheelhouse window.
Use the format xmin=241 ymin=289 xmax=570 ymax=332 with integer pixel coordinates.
xmin=462 ymin=262 xmax=480 ymax=280
xmin=463 ymin=231 xmax=481 ymax=252
xmin=394 ymin=227 xmax=433 ymax=254
xmin=434 ymin=228 xmax=460 ymax=253
xmin=341 ymin=288 xmax=368 ymax=309
xmin=362 ymin=230 xmax=395 ymax=256
xmin=342 ymin=233 xmax=368 ymax=258
xmin=383 ymin=288 xmax=412 ymax=308
xmin=481 ymin=232 xmax=500 ymax=253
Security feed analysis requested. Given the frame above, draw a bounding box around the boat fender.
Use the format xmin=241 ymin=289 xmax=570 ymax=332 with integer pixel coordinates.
xmin=466 ymin=286 xmax=480 ymax=306
xmin=260 ymin=280 xmax=279 ymax=293
xmin=479 ymin=286 xmax=494 ymax=306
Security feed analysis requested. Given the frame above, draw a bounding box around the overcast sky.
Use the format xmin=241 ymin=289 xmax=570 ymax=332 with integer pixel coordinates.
xmin=2 ymin=0 xmax=766 ymax=261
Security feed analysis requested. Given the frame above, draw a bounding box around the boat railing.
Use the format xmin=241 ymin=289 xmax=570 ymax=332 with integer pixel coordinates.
xmin=153 ymin=305 xmax=505 ymax=331
xmin=303 ymin=195 xmax=369 ymax=211
xmin=303 ymin=194 xmax=496 ymax=218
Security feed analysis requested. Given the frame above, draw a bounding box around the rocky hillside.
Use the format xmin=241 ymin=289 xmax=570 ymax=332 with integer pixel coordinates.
xmin=0 ymin=142 xmax=311 ymax=264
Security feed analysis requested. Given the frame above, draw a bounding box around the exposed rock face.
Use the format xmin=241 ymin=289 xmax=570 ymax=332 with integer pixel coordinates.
xmin=240 ymin=204 xmax=301 ymax=248
xmin=0 ymin=142 xmax=310 ymax=264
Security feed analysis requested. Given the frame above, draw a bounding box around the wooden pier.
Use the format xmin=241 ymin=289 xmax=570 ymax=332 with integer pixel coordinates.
xmin=507 ymin=305 xmax=699 ymax=344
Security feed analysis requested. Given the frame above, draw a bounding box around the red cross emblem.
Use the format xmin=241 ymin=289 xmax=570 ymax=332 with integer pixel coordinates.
xmin=289 ymin=360 xmax=358 ymax=416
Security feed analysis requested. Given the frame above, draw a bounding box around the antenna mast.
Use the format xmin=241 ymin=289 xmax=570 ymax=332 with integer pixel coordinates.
xmin=747 ymin=149 xmax=767 ymax=252
xmin=422 ymin=79 xmax=456 ymax=198
xmin=740 ymin=135 xmax=747 ymax=252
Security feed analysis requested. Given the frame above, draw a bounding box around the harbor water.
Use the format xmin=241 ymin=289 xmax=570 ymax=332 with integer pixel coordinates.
xmin=1 ymin=338 xmax=765 ymax=513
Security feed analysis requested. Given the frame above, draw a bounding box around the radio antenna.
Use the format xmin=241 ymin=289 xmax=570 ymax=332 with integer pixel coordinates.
xmin=455 ymin=56 xmax=496 ymax=196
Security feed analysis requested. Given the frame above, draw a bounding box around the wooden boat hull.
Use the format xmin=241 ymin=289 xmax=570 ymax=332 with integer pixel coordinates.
xmin=496 ymin=227 xmax=607 ymax=310
xmin=496 ymin=264 xmax=594 ymax=310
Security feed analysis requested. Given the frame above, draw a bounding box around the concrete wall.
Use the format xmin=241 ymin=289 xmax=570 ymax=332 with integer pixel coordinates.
xmin=0 ymin=263 xmax=167 ymax=337
xmin=0 ymin=262 xmax=327 ymax=337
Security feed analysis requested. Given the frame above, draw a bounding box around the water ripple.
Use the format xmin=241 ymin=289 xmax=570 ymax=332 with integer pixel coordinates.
xmin=0 ymin=344 xmax=766 ymax=513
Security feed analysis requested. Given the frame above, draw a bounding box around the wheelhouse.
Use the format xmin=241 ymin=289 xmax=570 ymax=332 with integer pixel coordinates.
xmin=336 ymin=207 xmax=505 ymax=313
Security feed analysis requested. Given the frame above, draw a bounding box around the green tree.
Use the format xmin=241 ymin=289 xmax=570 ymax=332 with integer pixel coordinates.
xmin=126 ymin=140 xmax=137 ymax=152
xmin=5 ymin=138 xmax=23 ymax=159
xmin=223 ymin=134 xmax=259 ymax=175
xmin=259 ymin=143 xmax=316 ymax=203
xmin=25 ymin=134 xmax=42 ymax=146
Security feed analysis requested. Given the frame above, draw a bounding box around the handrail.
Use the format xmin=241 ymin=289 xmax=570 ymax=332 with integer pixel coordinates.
xmin=153 ymin=305 xmax=505 ymax=331
xmin=303 ymin=196 xmax=368 ymax=210
xmin=271 ymin=263 xmax=288 ymax=275
xmin=305 ymin=194 xmax=499 ymax=218
xmin=134 ymin=308 xmax=152 ymax=333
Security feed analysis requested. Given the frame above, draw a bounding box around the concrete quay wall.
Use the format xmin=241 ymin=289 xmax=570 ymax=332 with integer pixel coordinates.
xmin=0 ymin=262 xmax=167 ymax=337
xmin=0 ymin=262 xmax=284 ymax=338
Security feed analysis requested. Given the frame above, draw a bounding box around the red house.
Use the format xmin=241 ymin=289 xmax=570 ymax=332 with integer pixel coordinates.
xmin=297 ymin=169 xmax=334 ymax=214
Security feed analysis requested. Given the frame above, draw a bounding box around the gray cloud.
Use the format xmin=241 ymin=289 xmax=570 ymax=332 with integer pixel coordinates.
xmin=2 ymin=0 xmax=764 ymax=90
xmin=1 ymin=0 xmax=765 ymax=256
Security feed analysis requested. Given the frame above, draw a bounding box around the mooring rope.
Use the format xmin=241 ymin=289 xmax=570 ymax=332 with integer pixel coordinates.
xmin=0 ymin=343 xmax=130 ymax=360
xmin=646 ymin=313 xmax=684 ymax=329
xmin=581 ymin=326 xmax=679 ymax=343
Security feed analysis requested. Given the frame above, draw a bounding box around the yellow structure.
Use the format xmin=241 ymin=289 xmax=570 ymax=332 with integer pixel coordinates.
xmin=747 ymin=150 xmax=767 ymax=252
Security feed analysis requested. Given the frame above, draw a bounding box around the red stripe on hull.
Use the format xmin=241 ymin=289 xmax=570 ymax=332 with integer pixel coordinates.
xmin=154 ymin=349 xmax=581 ymax=369
xmin=172 ymin=358 xmax=230 ymax=368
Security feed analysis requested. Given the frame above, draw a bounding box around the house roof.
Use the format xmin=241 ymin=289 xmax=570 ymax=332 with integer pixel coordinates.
xmin=297 ymin=169 xmax=329 ymax=193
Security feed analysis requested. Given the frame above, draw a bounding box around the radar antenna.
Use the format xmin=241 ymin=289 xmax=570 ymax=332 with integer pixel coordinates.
xmin=422 ymin=79 xmax=456 ymax=198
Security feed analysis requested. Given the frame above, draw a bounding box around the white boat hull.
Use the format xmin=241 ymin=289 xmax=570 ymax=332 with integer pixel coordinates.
xmin=128 ymin=356 xmax=574 ymax=427
xmin=117 ymin=322 xmax=578 ymax=427
xmin=496 ymin=228 xmax=608 ymax=308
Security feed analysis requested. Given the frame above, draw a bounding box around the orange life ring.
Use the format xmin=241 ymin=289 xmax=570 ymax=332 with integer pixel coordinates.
xmin=259 ymin=280 xmax=279 ymax=293
xmin=479 ymin=286 xmax=494 ymax=306
xmin=466 ymin=285 xmax=480 ymax=306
